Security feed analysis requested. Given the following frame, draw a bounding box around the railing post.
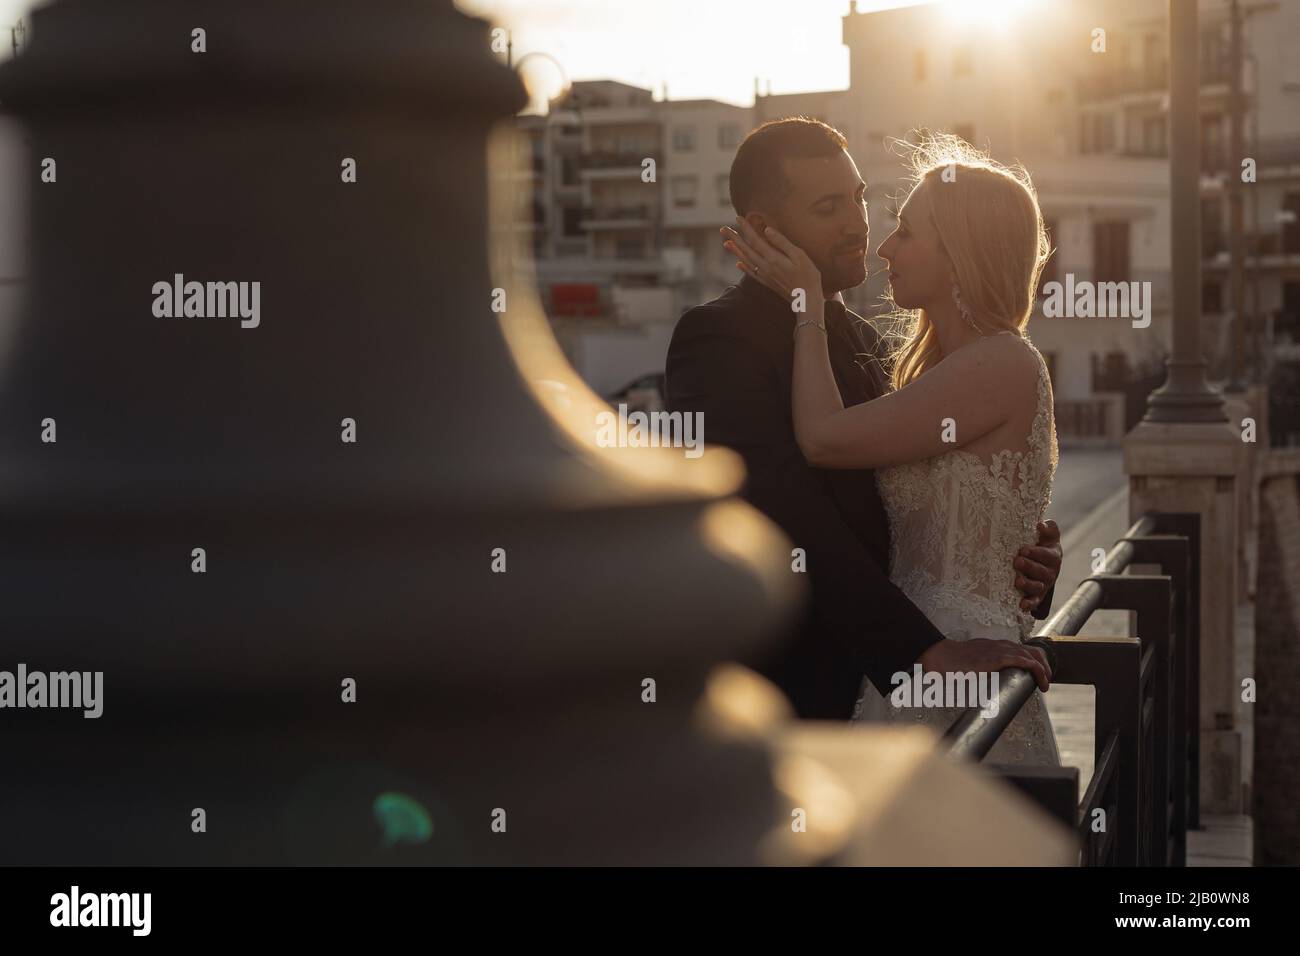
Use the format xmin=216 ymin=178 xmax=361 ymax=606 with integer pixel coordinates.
xmin=1153 ymin=513 xmax=1203 ymax=829
xmin=1050 ymin=635 xmax=1143 ymax=866
xmin=1086 ymin=574 xmax=1175 ymax=866
xmin=1123 ymin=533 xmax=1194 ymax=865
xmin=990 ymin=766 xmax=1081 ymax=835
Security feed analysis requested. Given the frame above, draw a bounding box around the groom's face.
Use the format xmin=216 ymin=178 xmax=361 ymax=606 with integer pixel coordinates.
xmin=748 ymin=148 xmax=869 ymax=295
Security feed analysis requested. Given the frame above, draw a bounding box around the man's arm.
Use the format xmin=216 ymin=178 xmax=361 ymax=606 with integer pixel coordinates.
xmin=665 ymin=310 xmax=944 ymax=694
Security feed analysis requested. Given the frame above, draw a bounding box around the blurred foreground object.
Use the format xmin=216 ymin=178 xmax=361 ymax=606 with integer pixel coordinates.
xmin=0 ymin=0 xmax=1070 ymax=864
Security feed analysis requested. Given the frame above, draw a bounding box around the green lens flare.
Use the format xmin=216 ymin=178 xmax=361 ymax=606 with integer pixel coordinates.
xmin=373 ymin=792 xmax=433 ymax=847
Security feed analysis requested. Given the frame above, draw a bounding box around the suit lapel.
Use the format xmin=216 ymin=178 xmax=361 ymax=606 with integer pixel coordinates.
xmin=734 ymin=276 xmax=885 ymax=406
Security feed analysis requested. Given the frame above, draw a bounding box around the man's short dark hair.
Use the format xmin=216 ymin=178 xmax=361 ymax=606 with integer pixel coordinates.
xmin=729 ymin=116 xmax=848 ymax=218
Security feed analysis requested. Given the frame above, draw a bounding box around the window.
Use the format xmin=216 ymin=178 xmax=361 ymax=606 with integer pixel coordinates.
xmin=1141 ymin=115 xmax=1166 ymax=156
xmin=1283 ymin=194 xmax=1300 ymax=254
xmin=1201 ymin=114 xmax=1224 ymax=171
xmin=672 ymin=175 xmax=698 ymax=208
xmin=1202 ymin=279 xmax=1223 ymax=313
xmin=1202 ymin=198 xmax=1224 ymax=257
xmin=559 ymin=155 xmax=581 ymax=187
xmin=562 ymin=205 xmax=583 ymax=237
xmin=1091 ymin=351 xmax=1131 ymax=391
xmin=615 ymin=238 xmax=644 ymax=259
xmin=953 ymin=45 xmax=973 ymax=76
xmin=1081 ymin=112 xmax=1115 ymax=154
xmin=718 ymin=124 xmax=739 ymax=149
xmin=1142 ymin=33 xmax=1164 ymax=87
xmin=914 ymin=50 xmax=926 ymax=82
xmin=1281 ymin=282 xmax=1300 ymax=340
xmin=716 ymin=173 xmax=730 ymax=207
xmin=1092 ymin=221 xmax=1130 ymax=285
xmin=1201 ymin=26 xmax=1230 ymax=83
xmin=672 ymin=126 xmax=696 ymax=151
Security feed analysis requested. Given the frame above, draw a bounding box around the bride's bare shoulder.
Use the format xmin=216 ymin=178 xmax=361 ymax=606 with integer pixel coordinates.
xmin=942 ymin=332 xmax=1044 ymax=410
xmin=954 ymin=330 xmax=1041 ymax=378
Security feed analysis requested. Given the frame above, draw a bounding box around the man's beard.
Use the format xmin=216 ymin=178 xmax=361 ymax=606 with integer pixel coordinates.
xmin=823 ymin=258 xmax=867 ymax=295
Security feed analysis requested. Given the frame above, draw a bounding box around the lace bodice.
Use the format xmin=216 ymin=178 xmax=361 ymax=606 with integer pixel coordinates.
xmin=875 ymin=334 xmax=1058 ymax=639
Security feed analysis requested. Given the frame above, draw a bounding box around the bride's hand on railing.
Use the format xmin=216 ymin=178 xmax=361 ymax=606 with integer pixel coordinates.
xmin=918 ymin=637 xmax=1052 ymax=692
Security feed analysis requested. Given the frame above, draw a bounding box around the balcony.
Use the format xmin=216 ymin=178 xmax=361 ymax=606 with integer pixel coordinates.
xmin=554 ymin=237 xmax=589 ymax=257
xmin=1255 ymin=135 xmax=1300 ymax=171
xmin=1077 ymin=57 xmax=1231 ymax=104
xmin=551 ymin=125 xmax=583 ymax=151
xmin=575 ymin=105 xmax=657 ymax=126
xmin=578 ymin=150 xmax=661 ymax=178
xmin=1203 ymin=227 xmax=1300 ymax=272
xmin=579 ymin=203 xmax=656 ymax=229
xmin=1077 ymin=65 xmax=1168 ymax=103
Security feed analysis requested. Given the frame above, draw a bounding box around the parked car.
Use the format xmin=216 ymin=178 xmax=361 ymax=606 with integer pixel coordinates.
xmin=604 ymin=372 xmax=666 ymax=415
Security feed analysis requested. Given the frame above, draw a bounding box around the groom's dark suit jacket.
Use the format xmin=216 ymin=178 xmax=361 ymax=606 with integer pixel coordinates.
xmin=665 ymin=274 xmax=1050 ymax=720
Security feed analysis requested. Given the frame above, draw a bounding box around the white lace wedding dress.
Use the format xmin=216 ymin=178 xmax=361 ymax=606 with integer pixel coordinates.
xmin=851 ymin=332 xmax=1062 ymax=766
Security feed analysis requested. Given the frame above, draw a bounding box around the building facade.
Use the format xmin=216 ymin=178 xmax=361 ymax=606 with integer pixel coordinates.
xmin=501 ymin=0 xmax=1300 ymax=430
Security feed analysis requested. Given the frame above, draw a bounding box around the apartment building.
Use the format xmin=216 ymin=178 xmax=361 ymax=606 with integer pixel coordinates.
xmin=500 ymin=0 xmax=1299 ymax=419
xmin=499 ymin=80 xmax=751 ymax=395
xmin=838 ymin=0 xmax=1300 ymax=440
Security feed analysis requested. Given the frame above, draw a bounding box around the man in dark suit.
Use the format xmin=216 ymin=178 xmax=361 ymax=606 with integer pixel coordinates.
xmin=666 ymin=117 xmax=1061 ymax=720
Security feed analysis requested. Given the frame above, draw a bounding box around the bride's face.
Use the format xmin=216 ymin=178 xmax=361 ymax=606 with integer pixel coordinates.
xmin=877 ymin=183 xmax=949 ymax=311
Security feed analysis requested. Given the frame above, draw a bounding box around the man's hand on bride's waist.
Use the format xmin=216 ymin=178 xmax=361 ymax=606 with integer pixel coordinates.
xmin=1013 ymin=519 xmax=1062 ymax=613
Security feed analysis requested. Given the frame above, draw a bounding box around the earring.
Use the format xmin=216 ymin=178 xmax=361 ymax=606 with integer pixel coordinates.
xmin=951 ymin=281 xmax=979 ymax=332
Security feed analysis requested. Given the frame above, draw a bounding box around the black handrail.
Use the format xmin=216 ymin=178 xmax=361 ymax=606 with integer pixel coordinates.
xmin=943 ymin=512 xmax=1199 ymax=867
xmin=944 ymin=637 xmax=1057 ymax=761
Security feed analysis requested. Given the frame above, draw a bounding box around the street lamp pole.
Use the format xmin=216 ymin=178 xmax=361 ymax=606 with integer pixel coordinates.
xmin=1225 ymin=0 xmax=1246 ymax=392
xmin=506 ymin=45 xmax=574 ymax=288
xmin=8 ymin=19 xmax=25 ymax=57
xmin=1142 ymin=0 xmax=1228 ymax=423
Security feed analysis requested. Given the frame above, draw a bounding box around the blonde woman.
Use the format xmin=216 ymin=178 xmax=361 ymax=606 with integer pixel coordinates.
xmin=727 ymin=135 xmax=1060 ymax=764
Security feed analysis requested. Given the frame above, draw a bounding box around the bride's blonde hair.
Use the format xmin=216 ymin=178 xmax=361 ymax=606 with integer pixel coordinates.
xmin=883 ymin=132 xmax=1052 ymax=391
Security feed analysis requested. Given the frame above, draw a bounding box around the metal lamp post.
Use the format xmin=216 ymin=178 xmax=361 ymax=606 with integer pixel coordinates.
xmin=1142 ymin=0 xmax=1228 ymax=423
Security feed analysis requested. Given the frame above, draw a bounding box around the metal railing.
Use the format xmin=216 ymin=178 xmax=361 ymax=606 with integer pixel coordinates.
xmin=945 ymin=512 xmax=1201 ymax=866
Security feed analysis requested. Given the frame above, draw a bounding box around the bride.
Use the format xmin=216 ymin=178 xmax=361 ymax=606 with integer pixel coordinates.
xmin=728 ymin=135 xmax=1060 ymax=765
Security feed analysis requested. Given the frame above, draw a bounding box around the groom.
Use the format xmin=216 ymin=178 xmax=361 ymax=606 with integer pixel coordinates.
xmin=665 ymin=117 xmax=1061 ymax=720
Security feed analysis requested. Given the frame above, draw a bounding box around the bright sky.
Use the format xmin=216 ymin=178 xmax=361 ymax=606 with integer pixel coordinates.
xmin=457 ymin=0 xmax=933 ymax=112
xmin=0 ymin=0 xmax=26 ymax=61
xmin=0 ymin=0 xmax=942 ymax=100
